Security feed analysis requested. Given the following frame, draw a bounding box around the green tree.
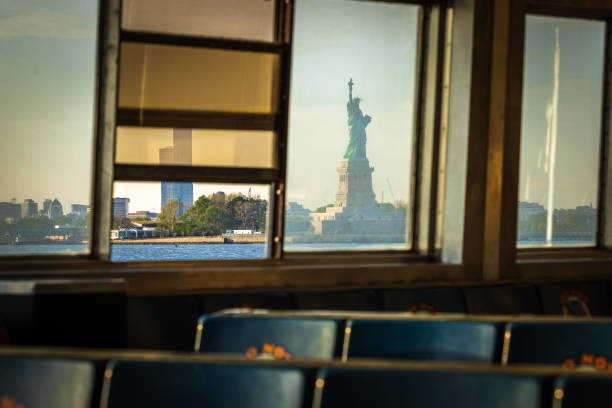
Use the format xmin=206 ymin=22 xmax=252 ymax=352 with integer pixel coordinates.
xmin=74 ymin=215 xmax=89 ymax=229
xmin=203 ymin=206 xmax=226 ymax=235
xmin=158 ymin=200 xmax=184 ymax=236
xmin=15 ymin=215 xmax=52 ymax=229
xmin=234 ymin=201 xmax=255 ymax=229
xmin=112 ymin=216 xmax=133 ymax=230
xmin=53 ymin=215 xmax=72 ymax=226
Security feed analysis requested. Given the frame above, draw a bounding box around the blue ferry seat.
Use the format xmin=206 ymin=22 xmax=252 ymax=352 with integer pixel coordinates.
xmin=504 ymin=321 xmax=612 ymax=368
xmin=552 ymin=375 xmax=612 ymax=407
xmin=314 ymin=367 xmax=553 ymax=408
xmin=344 ymin=318 xmax=503 ymax=363
xmin=0 ymin=355 xmax=96 ymax=408
xmin=195 ymin=315 xmax=343 ymax=359
xmin=101 ymin=360 xmax=309 ymax=408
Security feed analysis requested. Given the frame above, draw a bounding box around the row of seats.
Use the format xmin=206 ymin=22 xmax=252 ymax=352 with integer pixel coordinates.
xmin=1 ymin=353 xmax=610 ymax=407
xmin=127 ymin=279 xmax=612 ymax=350
xmin=196 ymin=314 xmax=612 ymax=369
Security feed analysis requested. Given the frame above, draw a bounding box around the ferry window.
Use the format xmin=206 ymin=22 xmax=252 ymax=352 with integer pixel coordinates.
xmin=111 ymin=0 xmax=286 ymax=261
xmin=115 ymin=127 xmax=276 ymax=169
xmin=0 ymin=0 xmax=98 ymax=255
xmin=118 ymin=43 xmax=280 ymax=113
xmin=517 ymin=16 xmax=605 ymax=247
xmin=284 ymin=0 xmax=421 ymax=252
xmin=111 ymin=182 xmax=269 ymax=261
xmin=122 ymin=0 xmax=276 ymax=42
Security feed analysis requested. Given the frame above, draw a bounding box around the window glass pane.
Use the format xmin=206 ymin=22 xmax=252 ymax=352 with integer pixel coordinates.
xmin=118 ymin=43 xmax=280 ymax=113
xmin=518 ymin=16 xmax=605 ymax=247
xmin=122 ymin=0 xmax=276 ymax=42
xmin=115 ymin=127 xmax=276 ymax=168
xmin=284 ymin=0 xmax=420 ymax=251
xmin=0 ymin=0 xmax=97 ymax=256
xmin=111 ymin=182 xmax=269 ymax=261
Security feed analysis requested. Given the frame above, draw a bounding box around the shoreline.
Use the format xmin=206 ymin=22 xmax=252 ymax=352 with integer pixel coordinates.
xmin=111 ymin=235 xmax=265 ymax=245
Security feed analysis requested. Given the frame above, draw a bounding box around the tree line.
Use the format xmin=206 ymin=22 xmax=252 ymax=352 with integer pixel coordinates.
xmin=112 ymin=193 xmax=267 ymax=237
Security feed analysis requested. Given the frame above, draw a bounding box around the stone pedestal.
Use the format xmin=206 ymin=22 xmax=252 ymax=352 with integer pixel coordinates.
xmin=335 ymin=159 xmax=376 ymax=208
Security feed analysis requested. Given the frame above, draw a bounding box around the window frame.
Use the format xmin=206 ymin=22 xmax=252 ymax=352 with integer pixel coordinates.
xmin=513 ymin=4 xmax=612 ymax=259
xmin=10 ymin=0 xmax=612 ymax=291
xmin=0 ymin=0 xmax=446 ymax=269
xmin=481 ymin=0 xmax=612 ymax=280
xmin=101 ymin=0 xmax=446 ymax=264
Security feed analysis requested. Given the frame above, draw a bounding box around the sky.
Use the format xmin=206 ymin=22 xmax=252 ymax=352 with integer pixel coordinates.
xmin=0 ymin=0 xmax=98 ymax=207
xmin=519 ymin=16 xmax=605 ymax=210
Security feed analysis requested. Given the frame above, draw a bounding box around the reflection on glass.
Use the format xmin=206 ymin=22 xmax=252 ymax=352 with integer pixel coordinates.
xmin=111 ymin=182 xmax=269 ymax=261
xmin=119 ymin=43 xmax=280 ymax=113
xmin=115 ymin=127 xmax=276 ymax=168
xmin=518 ymin=16 xmax=605 ymax=247
xmin=284 ymin=0 xmax=420 ymax=252
xmin=122 ymin=0 xmax=276 ymax=42
xmin=0 ymin=1 xmax=97 ymax=255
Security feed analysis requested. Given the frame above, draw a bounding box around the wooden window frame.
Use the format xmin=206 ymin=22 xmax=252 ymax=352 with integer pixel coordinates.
xmin=10 ymin=0 xmax=612 ymax=292
xmin=483 ymin=0 xmax=612 ymax=280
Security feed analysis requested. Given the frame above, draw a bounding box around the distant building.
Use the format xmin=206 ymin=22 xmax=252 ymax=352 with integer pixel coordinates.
xmin=21 ymin=199 xmax=38 ymax=218
xmin=518 ymin=201 xmax=546 ymax=223
xmin=286 ymin=202 xmax=311 ymax=218
xmin=225 ymin=229 xmax=256 ymax=235
xmin=50 ymin=199 xmax=63 ymax=220
xmin=42 ymin=199 xmax=53 ymax=216
xmin=0 ymin=202 xmax=21 ymax=222
xmin=160 ymin=129 xmax=193 ymax=216
xmin=71 ymin=204 xmax=89 ymax=217
xmin=128 ymin=210 xmax=159 ymax=220
xmin=113 ymin=197 xmax=130 ymax=217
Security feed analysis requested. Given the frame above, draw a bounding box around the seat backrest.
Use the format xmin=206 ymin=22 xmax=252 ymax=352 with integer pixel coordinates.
xmin=196 ymin=315 xmax=342 ymax=359
xmin=314 ymin=367 xmax=553 ymax=408
xmin=553 ymin=375 xmax=612 ymax=407
xmin=102 ymin=360 xmax=309 ymax=408
xmin=0 ymin=355 xmax=96 ymax=408
xmin=344 ymin=319 xmax=503 ymax=363
xmin=504 ymin=322 xmax=612 ymax=369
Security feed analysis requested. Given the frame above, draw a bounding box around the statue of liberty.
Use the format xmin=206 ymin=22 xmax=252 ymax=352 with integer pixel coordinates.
xmin=344 ymin=78 xmax=372 ymax=161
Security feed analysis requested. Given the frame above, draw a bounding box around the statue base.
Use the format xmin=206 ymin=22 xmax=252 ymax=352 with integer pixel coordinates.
xmin=335 ymin=159 xmax=376 ymax=208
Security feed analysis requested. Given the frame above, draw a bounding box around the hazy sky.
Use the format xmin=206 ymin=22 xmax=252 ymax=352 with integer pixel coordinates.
xmin=519 ymin=16 xmax=605 ymax=209
xmin=286 ymin=0 xmax=419 ymax=210
xmin=0 ymin=0 xmax=98 ymax=207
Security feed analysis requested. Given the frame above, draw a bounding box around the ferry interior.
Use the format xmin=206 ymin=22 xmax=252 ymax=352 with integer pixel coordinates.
xmin=3 ymin=0 xmax=612 ymax=407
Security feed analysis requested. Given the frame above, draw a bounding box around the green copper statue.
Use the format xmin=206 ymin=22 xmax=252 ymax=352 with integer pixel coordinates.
xmin=344 ymin=78 xmax=372 ymax=160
